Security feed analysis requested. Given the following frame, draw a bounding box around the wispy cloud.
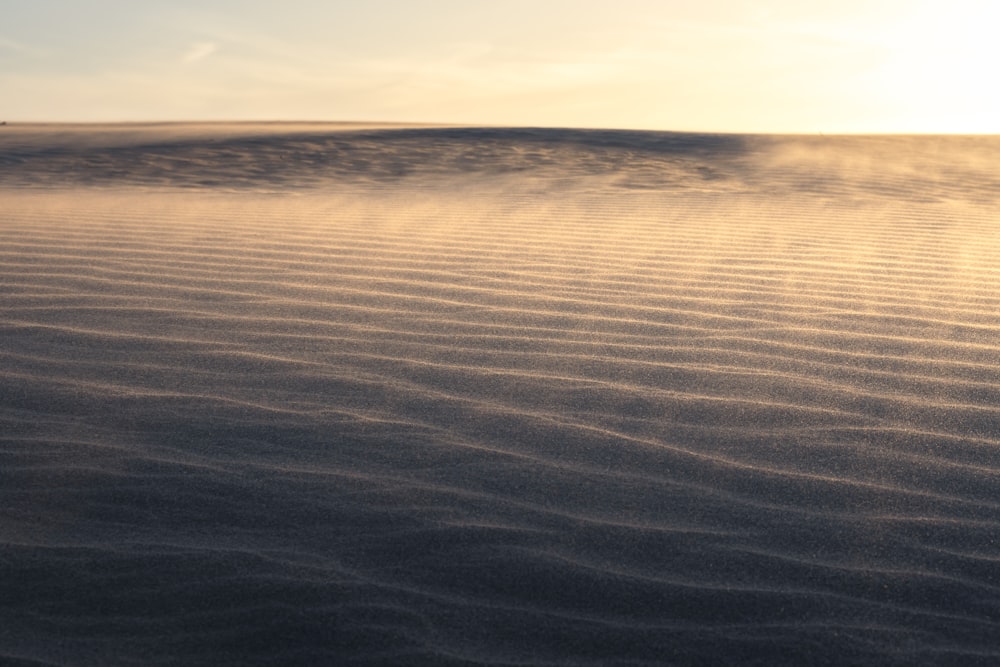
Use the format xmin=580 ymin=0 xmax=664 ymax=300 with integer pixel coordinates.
xmin=0 ymin=36 xmax=47 ymax=58
xmin=182 ymin=42 xmax=217 ymax=64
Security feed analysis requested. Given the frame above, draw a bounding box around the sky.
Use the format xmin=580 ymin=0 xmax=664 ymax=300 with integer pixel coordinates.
xmin=1 ymin=0 xmax=997 ymax=133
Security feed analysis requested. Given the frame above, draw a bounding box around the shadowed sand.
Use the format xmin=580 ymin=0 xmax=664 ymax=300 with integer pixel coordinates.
xmin=2 ymin=123 xmax=1000 ymax=665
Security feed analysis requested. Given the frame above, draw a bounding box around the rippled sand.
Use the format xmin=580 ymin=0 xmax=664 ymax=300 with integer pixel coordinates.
xmin=2 ymin=123 xmax=1000 ymax=665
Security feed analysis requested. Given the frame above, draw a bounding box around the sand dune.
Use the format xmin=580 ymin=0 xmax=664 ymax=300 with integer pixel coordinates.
xmin=2 ymin=124 xmax=1000 ymax=665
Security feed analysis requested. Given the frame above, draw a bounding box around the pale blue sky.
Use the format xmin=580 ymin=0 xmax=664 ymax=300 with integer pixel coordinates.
xmin=1 ymin=0 xmax=997 ymax=132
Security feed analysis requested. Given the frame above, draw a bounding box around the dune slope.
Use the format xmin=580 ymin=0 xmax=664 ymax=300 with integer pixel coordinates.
xmin=2 ymin=124 xmax=1000 ymax=665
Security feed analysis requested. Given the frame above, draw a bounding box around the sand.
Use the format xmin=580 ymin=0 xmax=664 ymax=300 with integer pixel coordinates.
xmin=2 ymin=123 xmax=1000 ymax=665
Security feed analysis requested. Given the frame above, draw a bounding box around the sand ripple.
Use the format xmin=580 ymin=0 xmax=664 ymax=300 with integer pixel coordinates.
xmin=2 ymin=126 xmax=1000 ymax=665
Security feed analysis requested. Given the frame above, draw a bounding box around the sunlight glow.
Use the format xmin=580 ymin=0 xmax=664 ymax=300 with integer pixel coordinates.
xmin=860 ymin=1 xmax=1000 ymax=133
xmin=0 ymin=0 xmax=996 ymax=133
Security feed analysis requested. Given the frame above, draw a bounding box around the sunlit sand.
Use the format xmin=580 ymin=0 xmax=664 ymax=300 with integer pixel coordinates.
xmin=2 ymin=123 xmax=999 ymax=665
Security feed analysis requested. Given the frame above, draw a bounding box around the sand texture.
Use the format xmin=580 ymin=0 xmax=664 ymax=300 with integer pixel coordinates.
xmin=2 ymin=124 xmax=1000 ymax=665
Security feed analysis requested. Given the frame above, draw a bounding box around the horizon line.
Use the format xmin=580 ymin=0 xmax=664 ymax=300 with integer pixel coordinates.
xmin=2 ymin=119 xmax=998 ymax=138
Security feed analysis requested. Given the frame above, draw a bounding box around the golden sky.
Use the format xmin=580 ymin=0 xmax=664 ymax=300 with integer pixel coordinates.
xmin=1 ymin=0 xmax=997 ymax=132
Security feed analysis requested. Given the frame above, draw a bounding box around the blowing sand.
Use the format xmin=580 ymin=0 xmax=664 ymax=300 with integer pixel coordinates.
xmin=2 ymin=123 xmax=1000 ymax=665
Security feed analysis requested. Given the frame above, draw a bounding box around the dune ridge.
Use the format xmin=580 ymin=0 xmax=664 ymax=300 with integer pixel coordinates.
xmin=2 ymin=125 xmax=1000 ymax=665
